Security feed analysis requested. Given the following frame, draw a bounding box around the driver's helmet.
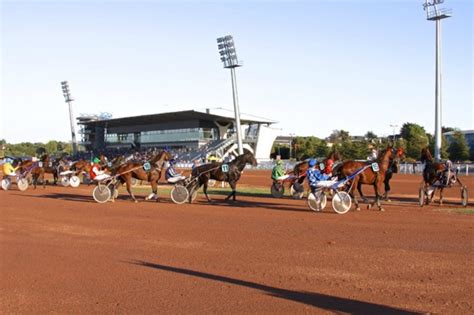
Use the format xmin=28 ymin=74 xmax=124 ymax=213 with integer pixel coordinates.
xmin=169 ymin=158 xmax=176 ymax=165
xmin=93 ymin=157 xmax=100 ymax=164
xmin=5 ymin=158 xmax=13 ymax=164
xmin=276 ymin=159 xmax=283 ymax=165
xmin=308 ymin=159 xmax=317 ymax=167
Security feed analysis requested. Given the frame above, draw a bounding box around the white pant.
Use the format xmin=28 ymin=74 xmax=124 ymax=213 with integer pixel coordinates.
xmin=94 ymin=174 xmax=111 ymax=181
xmin=275 ymin=175 xmax=290 ymax=181
xmin=167 ymin=175 xmax=186 ymax=184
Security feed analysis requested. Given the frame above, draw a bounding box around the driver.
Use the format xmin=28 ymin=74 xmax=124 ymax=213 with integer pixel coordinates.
xmin=272 ymin=159 xmax=289 ymax=181
xmin=166 ymin=159 xmax=186 ymax=184
xmin=306 ymin=159 xmax=332 ymax=194
xmin=90 ymin=157 xmax=110 ymax=181
xmin=2 ymin=158 xmax=19 ymax=178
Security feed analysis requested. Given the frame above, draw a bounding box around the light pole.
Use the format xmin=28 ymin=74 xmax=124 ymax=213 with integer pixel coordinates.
xmin=61 ymin=81 xmax=78 ymax=155
xmin=217 ymin=35 xmax=244 ymax=155
xmin=289 ymin=133 xmax=296 ymax=159
xmin=423 ymin=0 xmax=451 ymax=161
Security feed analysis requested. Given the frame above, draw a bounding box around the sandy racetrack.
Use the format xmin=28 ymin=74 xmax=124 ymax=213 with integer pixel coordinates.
xmin=1 ymin=172 xmax=473 ymax=314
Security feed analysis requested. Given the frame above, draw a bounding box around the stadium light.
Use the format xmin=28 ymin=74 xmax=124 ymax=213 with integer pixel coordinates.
xmin=217 ymin=35 xmax=244 ymax=155
xmin=423 ymin=0 xmax=452 ymax=161
xmin=389 ymin=124 xmax=398 ymax=143
xmin=61 ymin=81 xmax=78 ymax=155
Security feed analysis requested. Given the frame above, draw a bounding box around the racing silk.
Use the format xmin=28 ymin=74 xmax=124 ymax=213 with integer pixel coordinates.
xmin=271 ymin=164 xmax=285 ymax=180
xmin=324 ymin=159 xmax=334 ymax=174
xmin=2 ymin=163 xmax=17 ymax=176
xmin=306 ymin=167 xmax=329 ymax=187
xmin=165 ymin=166 xmax=180 ymax=180
xmin=89 ymin=163 xmax=102 ymax=180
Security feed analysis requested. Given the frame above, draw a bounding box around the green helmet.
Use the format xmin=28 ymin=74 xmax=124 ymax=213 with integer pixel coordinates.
xmin=93 ymin=157 xmax=100 ymax=164
xmin=276 ymin=160 xmax=283 ymax=165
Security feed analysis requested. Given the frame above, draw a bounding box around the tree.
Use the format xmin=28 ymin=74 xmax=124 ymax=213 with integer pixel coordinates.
xmin=400 ymin=123 xmax=429 ymax=159
xmin=447 ymin=131 xmax=470 ymax=161
xmin=365 ymin=131 xmax=378 ymax=143
xmin=45 ymin=140 xmax=59 ymax=154
xmin=427 ymin=133 xmax=449 ymax=159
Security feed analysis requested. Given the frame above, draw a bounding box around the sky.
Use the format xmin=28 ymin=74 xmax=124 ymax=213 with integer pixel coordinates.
xmin=1 ymin=0 xmax=472 ymax=143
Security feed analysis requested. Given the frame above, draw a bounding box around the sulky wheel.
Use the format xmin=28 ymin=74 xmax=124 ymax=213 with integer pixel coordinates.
xmin=60 ymin=176 xmax=70 ymax=187
xmin=271 ymin=182 xmax=285 ymax=198
xmin=92 ymin=185 xmax=111 ymax=203
xmin=131 ymin=178 xmax=138 ymax=187
xmin=307 ymin=191 xmax=327 ymax=212
xmin=171 ymin=185 xmax=189 ymax=204
xmin=70 ymin=176 xmax=81 ymax=188
xmin=461 ymin=186 xmax=468 ymax=207
xmin=332 ymin=191 xmax=352 ymax=214
xmin=1 ymin=178 xmax=12 ymax=191
xmin=17 ymin=178 xmax=29 ymax=191
xmin=418 ymin=187 xmax=425 ymax=207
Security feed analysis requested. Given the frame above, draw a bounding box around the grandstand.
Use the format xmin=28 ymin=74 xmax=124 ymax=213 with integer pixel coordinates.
xmin=77 ymin=108 xmax=279 ymax=162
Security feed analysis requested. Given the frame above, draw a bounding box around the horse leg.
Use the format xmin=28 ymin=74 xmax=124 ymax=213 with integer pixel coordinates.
xmin=41 ymin=170 xmax=46 ymax=189
xmin=383 ymin=175 xmax=391 ymax=202
xmin=146 ymin=180 xmax=159 ymax=201
xmin=125 ymin=175 xmax=137 ymax=203
xmin=225 ymin=181 xmax=237 ymax=201
xmin=369 ymin=181 xmax=384 ymax=211
xmin=203 ymin=180 xmax=212 ymax=203
xmin=357 ymin=181 xmax=368 ymax=203
xmin=439 ymin=187 xmax=444 ymax=206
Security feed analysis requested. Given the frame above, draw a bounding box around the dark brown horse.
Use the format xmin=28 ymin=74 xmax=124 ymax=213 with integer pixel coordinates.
xmin=28 ymin=155 xmax=60 ymax=188
xmin=188 ymin=151 xmax=258 ymax=203
xmin=113 ymin=150 xmax=171 ymax=202
xmin=335 ymin=146 xmax=401 ymax=211
xmin=419 ymin=147 xmax=465 ymax=205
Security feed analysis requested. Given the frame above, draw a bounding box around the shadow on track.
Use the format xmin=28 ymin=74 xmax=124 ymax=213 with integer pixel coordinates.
xmin=126 ymin=260 xmax=424 ymax=314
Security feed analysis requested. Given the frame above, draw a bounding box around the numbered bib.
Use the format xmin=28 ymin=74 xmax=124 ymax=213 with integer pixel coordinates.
xmin=49 ymin=162 xmax=53 ymax=167
xmin=221 ymin=164 xmax=229 ymax=173
xmin=38 ymin=161 xmax=43 ymax=168
xmin=319 ymin=163 xmax=325 ymax=170
xmin=371 ymin=162 xmax=380 ymax=172
xmin=107 ymin=162 xmax=112 ymax=167
xmin=143 ymin=162 xmax=151 ymax=171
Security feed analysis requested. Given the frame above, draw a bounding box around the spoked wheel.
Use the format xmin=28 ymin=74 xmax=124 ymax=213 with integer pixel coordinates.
xmin=17 ymin=178 xmax=29 ymax=191
xmin=290 ymin=182 xmax=305 ymax=199
xmin=131 ymin=178 xmax=138 ymax=187
xmin=271 ymin=182 xmax=285 ymax=198
xmin=1 ymin=178 xmax=12 ymax=191
xmin=60 ymin=176 xmax=70 ymax=187
xmin=93 ymin=185 xmax=111 ymax=203
xmin=332 ymin=191 xmax=352 ymax=214
xmin=208 ymin=179 xmax=216 ymax=187
xmin=418 ymin=187 xmax=425 ymax=207
xmin=70 ymin=176 xmax=81 ymax=188
xmin=171 ymin=185 xmax=189 ymax=204
xmin=461 ymin=186 xmax=468 ymax=207
xmin=307 ymin=191 xmax=327 ymax=212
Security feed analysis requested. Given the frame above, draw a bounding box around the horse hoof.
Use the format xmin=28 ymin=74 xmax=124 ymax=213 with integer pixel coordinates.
xmin=355 ymin=207 xmax=361 ymax=211
xmin=367 ymin=204 xmax=372 ymax=210
xmin=379 ymin=207 xmax=385 ymax=212
xmin=134 ymin=200 xmax=138 ymax=203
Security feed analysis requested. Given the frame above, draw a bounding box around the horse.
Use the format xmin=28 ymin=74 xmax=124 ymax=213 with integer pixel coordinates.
xmin=334 ymin=146 xmax=402 ymax=211
xmin=188 ymin=151 xmax=258 ymax=203
xmin=112 ymin=150 xmax=171 ymax=202
xmin=419 ymin=147 xmax=465 ymax=205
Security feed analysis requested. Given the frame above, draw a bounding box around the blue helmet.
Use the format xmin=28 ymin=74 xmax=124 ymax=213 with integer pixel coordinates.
xmin=308 ymin=159 xmax=317 ymax=167
xmin=169 ymin=159 xmax=176 ymax=165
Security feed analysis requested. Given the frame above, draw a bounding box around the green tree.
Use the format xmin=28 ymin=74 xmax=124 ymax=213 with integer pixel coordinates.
xmin=400 ymin=123 xmax=429 ymax=159
xmin=427 ymin=133 xmax=449 ymax=159
xmin=45 ymin=140 xmax=59 ymax=154
xmin=447 ymin=131 xmax=470 ymax=161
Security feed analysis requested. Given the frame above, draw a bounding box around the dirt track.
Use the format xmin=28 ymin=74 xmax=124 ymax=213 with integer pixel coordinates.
xmin=1 ymin=172 xmax=473 ymax=314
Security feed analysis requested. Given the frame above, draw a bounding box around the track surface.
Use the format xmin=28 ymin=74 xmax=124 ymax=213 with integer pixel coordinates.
xmin=1 ymin=172 xmax=473 ymax=314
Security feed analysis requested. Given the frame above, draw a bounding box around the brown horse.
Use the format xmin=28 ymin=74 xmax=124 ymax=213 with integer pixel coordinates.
xmin=29 ymin=155 xmax=60 ymax=188
xmin=113 ymin=150 xmax=171 ymax=202
xmin=335 ymin=146 xmax=402 ymax=211
xmin=188 ymin=151 xmax=258 ymax=203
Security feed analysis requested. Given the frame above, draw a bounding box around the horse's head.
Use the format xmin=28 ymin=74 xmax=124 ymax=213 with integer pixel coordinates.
xmin=420 ymin=147 xmax=433 ymax=163
xmin=243 ymin=151 xmax=257 ymax=167
xmin=151 ymin=150 xmax=172 ymax=170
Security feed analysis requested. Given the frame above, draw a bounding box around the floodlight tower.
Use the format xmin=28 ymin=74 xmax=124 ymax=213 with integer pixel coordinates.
xmin=217 ymin=35 xmax=244 ymax=155
xmin=61 ymin=81 xmax=78 ymax=155
xmin=389 ymin=124 xmax=399 ymax=142
xmin=423 ymin=0 xmax=452 ymax=161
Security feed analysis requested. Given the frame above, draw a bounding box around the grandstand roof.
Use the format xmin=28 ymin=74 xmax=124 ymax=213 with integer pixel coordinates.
xmin=78 ymin=109 xmax=277 ymax=127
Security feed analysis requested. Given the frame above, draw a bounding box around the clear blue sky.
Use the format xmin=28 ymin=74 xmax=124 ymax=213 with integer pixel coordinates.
xmin=1 ymin=0 xmax=472 ymax=143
